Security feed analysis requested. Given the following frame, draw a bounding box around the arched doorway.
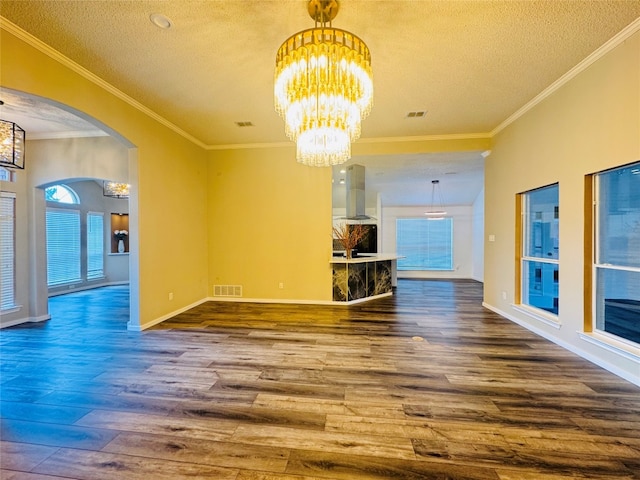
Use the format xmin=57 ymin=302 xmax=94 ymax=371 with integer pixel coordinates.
xmin=0 ymin=88 xmax=140 ymax=329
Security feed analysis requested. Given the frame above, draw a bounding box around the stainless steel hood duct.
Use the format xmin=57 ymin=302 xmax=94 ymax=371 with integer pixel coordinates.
xmin=346 ymin=164 xmax=370 ymax=220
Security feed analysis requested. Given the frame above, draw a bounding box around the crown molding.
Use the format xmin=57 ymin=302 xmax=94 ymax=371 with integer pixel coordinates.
xmin=492 ymin=17 xmax=640 ymax=137
xmin=206 ymin=133 xmax=491 ymax=151
xmin=206 ymin=141 xmax=293 ymax=151
xmin=0 ymin=16 xmax=207 ymax=149
xmin=357 ymin=132 xmax=491 ymax=143
xmin=4 ymin=14 xmax=638 ymax=151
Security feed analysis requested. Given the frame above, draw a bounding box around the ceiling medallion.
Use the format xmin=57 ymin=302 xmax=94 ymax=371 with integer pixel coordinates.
xmin=274 ymin=0 xmax=373 ymax=167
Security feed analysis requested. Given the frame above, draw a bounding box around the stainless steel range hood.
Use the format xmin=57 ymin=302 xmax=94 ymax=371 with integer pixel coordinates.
xmin=346 ymin=164 xmax=371 ymax=220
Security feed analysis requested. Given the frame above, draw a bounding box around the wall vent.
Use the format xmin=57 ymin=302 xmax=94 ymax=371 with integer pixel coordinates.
xmin=213 ymin=285 xmax=243 ymax=297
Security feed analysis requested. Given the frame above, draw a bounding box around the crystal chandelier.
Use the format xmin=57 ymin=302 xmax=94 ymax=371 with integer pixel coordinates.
xmin=0 ymin=119 xmax=26 ymax=169
xmin=274 ymin=0 xmax=373 ymax=167
xmin=103 ymin=181 xmax=130 ymax=198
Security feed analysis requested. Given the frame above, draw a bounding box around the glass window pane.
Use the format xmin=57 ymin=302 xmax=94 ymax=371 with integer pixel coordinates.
xmin=597 ymin=165 xmax=640 ymax=268
xmin=397 ymin=218 xmax=453 ymax=271
xmin=524 ymin=185 xmax=559 ymax=260
xmin=522 ymin=260 xmax=559 ymax=314
xmin=595 ymin=267 xmax=640 ymax=344
xmin=45 ymin=184 xmax=79 ymax=204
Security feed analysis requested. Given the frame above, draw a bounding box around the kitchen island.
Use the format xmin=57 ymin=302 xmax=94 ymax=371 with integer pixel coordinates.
xmin=330 ymin=254 xmax=401 ymax=303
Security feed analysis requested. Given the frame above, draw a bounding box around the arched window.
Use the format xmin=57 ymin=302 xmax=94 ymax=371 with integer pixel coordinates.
xmin=45 ymin=184 xmax=79 ymax=204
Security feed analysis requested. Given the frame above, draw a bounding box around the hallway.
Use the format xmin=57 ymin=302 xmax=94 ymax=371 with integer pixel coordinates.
xmin=1 ymin=280 xmax=639 ymax=479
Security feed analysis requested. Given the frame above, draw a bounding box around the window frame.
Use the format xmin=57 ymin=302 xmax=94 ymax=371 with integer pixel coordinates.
xmin=516 ymin=183 xmax=560 ymax=321
xmin=589 ymin=162 xmax=640 ymax=347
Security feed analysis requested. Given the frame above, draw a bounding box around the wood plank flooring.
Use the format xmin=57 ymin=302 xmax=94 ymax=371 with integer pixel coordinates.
xmin=1 ymin=280 xmax=639 ymax=479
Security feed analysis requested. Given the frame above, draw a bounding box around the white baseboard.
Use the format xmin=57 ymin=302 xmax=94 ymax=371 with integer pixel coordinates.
xmin=483 ymin=302 xmax=640 ymax=387
xmin=131 ymin=291 xmax=397 ymax=331
xmin=207 ymin=291 xmax=392 ymax=306
xmin=49 ymin=281 xmax=129 ymax=297
xmin=0 ymin=314 xmax=51 ymax=329
xmin=129 ymin=297 xmax=210 ymax=331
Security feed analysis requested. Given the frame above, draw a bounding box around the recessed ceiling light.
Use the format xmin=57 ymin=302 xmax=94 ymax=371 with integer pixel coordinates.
xmin=150 ymin=13 xmax=172 ymax=29
xmin=339 ymin=179 xmax=345 ymax=184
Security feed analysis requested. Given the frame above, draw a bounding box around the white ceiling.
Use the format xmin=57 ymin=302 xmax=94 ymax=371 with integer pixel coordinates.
xmin=1 ymin=1 xmax=639 ymax=206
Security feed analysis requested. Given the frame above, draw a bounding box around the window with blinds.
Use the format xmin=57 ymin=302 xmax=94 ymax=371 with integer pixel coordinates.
xmin=592 ymin=162 xmax=640 ymax=345
xmin=46 ymin=208 xmax=81 ymax=287
xmin=87 ymin=212 xmax=104 ymax=280
xmin=396 ymin=217 xmax=454 ymax=271
xmin=0 ymin=192 xmax=16 ymax=310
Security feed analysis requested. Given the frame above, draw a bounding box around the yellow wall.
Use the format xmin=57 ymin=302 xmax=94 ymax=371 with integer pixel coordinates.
xmin=1 ymin=28 xmax=210 ymax=328
xmin=485 ymin=31 xmax=640 ymax=383
xmin=208 ymin=147 xmax=333 ymax=301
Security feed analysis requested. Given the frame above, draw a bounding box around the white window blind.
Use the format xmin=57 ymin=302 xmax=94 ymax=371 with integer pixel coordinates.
xmin=87 ymin=212 xmax=104 ymax=280
xmin=46 ymin=208 xmax=81 ymax=287
xmin=0 ymin=192 xmax=16 ymax=309
xmin=397 ymin=218 xmax=453 ymax=271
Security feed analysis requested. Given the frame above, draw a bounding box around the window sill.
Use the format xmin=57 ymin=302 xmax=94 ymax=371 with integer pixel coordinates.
xmin=579 ymin=332 xmax=640 ymax=362
xmin=108 ymin=252 xmax=129 ymax=256
xmin=0 ymin=304 xmax=23 ymax=315
xmin=512 ymin=304 xmax=561 ymax=329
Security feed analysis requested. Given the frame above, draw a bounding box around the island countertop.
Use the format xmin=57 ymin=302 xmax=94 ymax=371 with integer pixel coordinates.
xmin=329 ymin=254 xmax=402 ymax=264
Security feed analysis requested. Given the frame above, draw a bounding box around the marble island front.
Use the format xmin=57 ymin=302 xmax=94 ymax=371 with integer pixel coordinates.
xmin=330 ymin=254 xmax=401 ymax=303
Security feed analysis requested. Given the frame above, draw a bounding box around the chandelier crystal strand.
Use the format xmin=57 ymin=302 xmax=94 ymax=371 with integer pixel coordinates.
xmin=275 ymin=1 xmax=372 ymax=167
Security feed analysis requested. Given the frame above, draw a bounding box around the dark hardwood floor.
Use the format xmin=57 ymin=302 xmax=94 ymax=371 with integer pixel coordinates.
xmin=1 ymin=280 xmax=639 ymax=479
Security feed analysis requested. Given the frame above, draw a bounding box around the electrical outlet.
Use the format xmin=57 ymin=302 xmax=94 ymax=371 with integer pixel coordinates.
xmin=279 ymin=282 xmax=284 ymax=289
xmin=169 ymin=292 xmax=174 ymax=300
xmin=501 ymin=291 xmax=507 ymax=300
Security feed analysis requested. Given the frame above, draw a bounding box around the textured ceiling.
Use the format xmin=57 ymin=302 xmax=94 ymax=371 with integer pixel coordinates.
xmin=2 ymin=0 xmax=639 ymax=146
xmin=1 ymin=1 xmax=639 ymax=206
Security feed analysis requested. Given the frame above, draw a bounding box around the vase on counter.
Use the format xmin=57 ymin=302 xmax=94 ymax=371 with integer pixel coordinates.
xmin=118 ymin=239 xmax=125 ymax=253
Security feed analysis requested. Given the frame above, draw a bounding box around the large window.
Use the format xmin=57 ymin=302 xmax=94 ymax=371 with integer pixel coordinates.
xmin=397 ymin=218 xmax=453 ymax=271
xmin=87 ymin=212 xmax=104 ymax=280
xmin=46 ymin=208 xmax=81 ymax=287
xmin=593 ymin=162 xmax=640 ymax=345
xmin=519 ymin=184 xmax=559 ymax=315
xmin=0 ymin=192 xmax=16 ymax=310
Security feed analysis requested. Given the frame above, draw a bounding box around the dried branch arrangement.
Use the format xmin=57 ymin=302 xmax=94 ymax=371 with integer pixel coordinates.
xmin=332 ymin=223 xmax=368 ymax=258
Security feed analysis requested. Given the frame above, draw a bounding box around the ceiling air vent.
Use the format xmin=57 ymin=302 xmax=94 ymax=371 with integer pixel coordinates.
xmin=235 ymin=121 xmax=254 ymax=127
xmin=405 ymin=111 xmax=427 ymax=118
